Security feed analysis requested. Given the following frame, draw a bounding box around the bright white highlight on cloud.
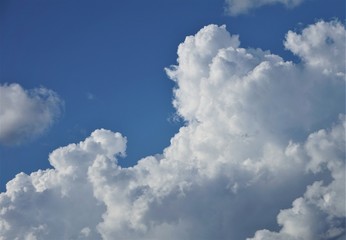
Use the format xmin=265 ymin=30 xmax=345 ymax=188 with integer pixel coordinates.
xmin=0 ymin=20 xmax=345 ymax=239
xmin=225 ymin=0 xmax=304 ymax=16
xmin=0 ymin=83 xmax=63 ymax=145
xmin=285 ymin=20 xmax=346 ymax=75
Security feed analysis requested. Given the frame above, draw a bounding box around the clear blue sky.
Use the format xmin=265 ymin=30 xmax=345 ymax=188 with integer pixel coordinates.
xmin=0 ymin=0 xmax=344 ymax=192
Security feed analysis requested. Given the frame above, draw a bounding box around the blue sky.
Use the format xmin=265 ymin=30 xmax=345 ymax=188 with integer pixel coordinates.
xmin=0 ymin=0 xmax=345 ymax=239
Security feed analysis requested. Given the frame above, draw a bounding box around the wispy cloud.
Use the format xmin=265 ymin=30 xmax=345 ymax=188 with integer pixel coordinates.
xmin=225 ymin=0 xmax=304 ymax=16
xmin=86 ymin=92 xmax=95 ymax=100
xmin=0 ymin=20 xmax=344 ymax=239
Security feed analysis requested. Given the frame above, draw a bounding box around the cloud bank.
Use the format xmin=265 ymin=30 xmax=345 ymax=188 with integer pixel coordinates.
xmin=0 ymin=83 xmax=63 ymax=145
xmin=225 ymin=0 xmax=305 ymax=16
xmin=0 ymin=20 xmax=345 ymax=239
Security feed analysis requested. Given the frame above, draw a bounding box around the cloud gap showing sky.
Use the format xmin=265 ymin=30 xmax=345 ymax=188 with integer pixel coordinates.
xmin=0 ymin=18 xmax=345 ymax=240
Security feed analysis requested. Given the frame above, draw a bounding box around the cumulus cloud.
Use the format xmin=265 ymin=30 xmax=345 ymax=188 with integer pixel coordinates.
xmin=285 ymin=20 xmax=346 ymax=75
xmin=0 ymin=20 xmax=345 ymax=239
xmin=225 ymin=0 xmax=304 ymax=16
xmin=248 ymin=118 xmax=346 ymax=240
xmin=0 ymin=83 xmax=63 ymax=145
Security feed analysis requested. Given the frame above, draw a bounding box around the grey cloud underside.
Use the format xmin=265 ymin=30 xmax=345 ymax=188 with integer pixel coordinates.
xmin=0 ymin=20 xmax=345 ymax=240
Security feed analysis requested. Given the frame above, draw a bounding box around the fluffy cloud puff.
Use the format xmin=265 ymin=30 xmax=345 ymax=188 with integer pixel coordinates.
xmin=225 ymin=0 xmax=304 ymax=16
xmin=0 ymin=83 xmax=63 ymax=145
xmin=248 ymin=118 xmax=346 ymax=240
xmin=0 ymin=20 xmax=345 ymax=239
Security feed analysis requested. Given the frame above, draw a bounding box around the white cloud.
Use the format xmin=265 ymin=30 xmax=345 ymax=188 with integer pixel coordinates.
xmin=0 ymin=129 xmax=126 ymax=239
xmin=0 ymin=83 xmax=63 ymax=145
xmin=248 ymin=118 xmax=346 ymax=240
xmin=0 ymin=20 xmax=345 ymax=239
xmin=285 ymin=20 xmax=346 ymax=76
xmin=225 ymin=0 xmax=304 ymax=16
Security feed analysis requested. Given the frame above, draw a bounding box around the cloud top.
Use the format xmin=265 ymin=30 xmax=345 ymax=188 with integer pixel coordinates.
xmin=0 ymin=83 xmax=63 ymax=145
xmin=0 ymin=20 xmax=345 ymax=239
xmin=285 ymin=20 xmax=346 ymax=75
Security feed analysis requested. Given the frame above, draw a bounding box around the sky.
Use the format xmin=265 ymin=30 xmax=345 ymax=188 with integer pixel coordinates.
xmin=0 ymin=0 xmax=345 ymax=239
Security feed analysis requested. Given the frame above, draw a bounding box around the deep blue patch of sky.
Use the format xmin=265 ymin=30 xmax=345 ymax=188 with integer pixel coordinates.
xmin=0 ymin=0 xmax=345 ymax=192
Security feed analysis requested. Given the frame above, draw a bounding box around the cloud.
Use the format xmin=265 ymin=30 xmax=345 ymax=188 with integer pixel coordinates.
xmin=0 ymin=83 xmax=63 ymax=145
xmin=225 ymin=0 xmax=304 ymax=16
xmin=248 ymin=118 xmax=346 ymax=240
xmin=0 ymin=20 xmax=345 ymax=239
xmin=86 ymin=92 xmax=95 ymax=100
xmin=284 ymin=20 xmax=346 ymax=75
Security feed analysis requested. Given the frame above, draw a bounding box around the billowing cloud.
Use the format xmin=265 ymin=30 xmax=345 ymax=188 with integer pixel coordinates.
xmin=0 ymin=83 xmax=63 ymax=145
xmin=284 ymin=20 xmax=346 ymax=75
xmin=0 ymin=20 xmax=345 ymax=239
xmin=225 ymin=0 xmax=304 ymax=16
xmin=248 ymin=118 xmax=346 ymax=240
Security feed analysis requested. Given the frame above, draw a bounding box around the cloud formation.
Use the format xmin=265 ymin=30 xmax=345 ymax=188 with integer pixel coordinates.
xmin=0 ymin=83 xmax=63 ymax=145
xmin=225 ymin=0 xmax=304 ymax=16
xmin=248 ymin=119 xmax=346 ymax=240
xmin=0 ymin=20 xmax=345 ymax=239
